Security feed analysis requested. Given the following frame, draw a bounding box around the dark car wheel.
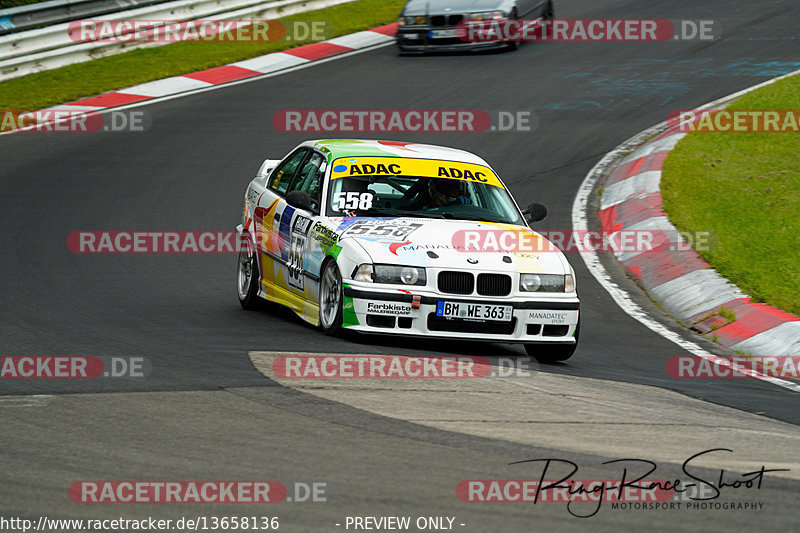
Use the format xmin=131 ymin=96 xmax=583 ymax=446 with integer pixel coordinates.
xmin=237 ymin=233 xmax=261 ymax=309
xmin=506 ymin=8 xmax=520 ymax=51
xmin=319 ymin=260 xmax=344 ymax=335
xmin=544 ymin=1 xmax=555 ymax=19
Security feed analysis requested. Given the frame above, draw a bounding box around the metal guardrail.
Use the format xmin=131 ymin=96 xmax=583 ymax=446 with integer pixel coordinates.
xmin=0 ymin=0 xmax=174 ymax=34
xmin=0 ymin=0 xmax=356 ymax=81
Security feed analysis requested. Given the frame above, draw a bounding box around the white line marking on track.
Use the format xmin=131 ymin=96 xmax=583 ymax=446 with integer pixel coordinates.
xmin=0 ymin=41 xmax=395 ymax=137
xmin=572 ymin=70 xmax=800 ymax=395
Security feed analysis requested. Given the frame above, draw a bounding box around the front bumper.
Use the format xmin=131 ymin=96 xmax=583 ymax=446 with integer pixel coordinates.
xmin=396 ymin=27 xmax=509 ymax=53
xmin=342 ymin=285 xmax=579 ymax=344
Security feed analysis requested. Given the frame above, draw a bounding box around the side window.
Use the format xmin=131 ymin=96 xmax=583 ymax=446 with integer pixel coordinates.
xmin=289 ymin=151 xmax=326 ymax=210
xmin=269 ymin=149 xmax=308 ymax=195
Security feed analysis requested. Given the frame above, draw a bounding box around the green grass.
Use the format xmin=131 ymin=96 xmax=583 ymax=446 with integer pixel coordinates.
xmin=661 ymin=73 xmax=800 ymax=316
xmin=717 ymin=306 xmax=737 ymax=323
xmin=0 ymin=0 xmax=403 ymax=110
xmin=0 ymin=0 xmax=47 ymax=9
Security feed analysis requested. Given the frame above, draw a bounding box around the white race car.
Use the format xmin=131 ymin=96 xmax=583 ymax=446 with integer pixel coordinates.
xmin=236 ymin=140 xmax=579 ymax=362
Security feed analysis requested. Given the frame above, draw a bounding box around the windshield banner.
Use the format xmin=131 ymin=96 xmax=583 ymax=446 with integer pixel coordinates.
xmin=330 ymin=157 xmax=504 ymax=189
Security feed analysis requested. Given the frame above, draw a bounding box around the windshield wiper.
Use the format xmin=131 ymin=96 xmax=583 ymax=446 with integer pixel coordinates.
xmin=441 ymin=212 xmax=503 ymax=223
xmin=356 ymin=207 xmax=444 ymax=219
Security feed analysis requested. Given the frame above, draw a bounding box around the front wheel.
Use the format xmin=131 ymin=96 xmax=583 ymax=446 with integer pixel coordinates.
xmin=525 ymin=319 xmax=580 ymax=363
xmin=505 ymin=9 xmax=520 ymax=51
xmin=237 ymin=233 xmax=260 ymax=309
xmin=543 ymin=1 xmax=554 ymax=19
xmin=318 ymin=260 xmax=344 ymax=335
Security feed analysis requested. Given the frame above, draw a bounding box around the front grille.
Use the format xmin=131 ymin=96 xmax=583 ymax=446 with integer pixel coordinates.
xmin=477 ymin=273 xmax=512 ymax=296
xmin=438 ymin=271 xmax=474 ymax=294
xmin=428 ymin=314 xmax=516 ymax=334
xmin=430 ymin=14 xmax=464 ymax=27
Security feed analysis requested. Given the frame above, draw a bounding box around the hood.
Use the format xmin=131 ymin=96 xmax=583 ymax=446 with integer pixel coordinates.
xmin=337 ymin=218 xmax=570 ymax=275
xmin=403 ymin=0 xmax=505 ymax=16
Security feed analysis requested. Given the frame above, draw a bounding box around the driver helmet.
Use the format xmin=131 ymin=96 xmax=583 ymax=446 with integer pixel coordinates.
xmin=428 ymin=178 xmax=468 ymax=206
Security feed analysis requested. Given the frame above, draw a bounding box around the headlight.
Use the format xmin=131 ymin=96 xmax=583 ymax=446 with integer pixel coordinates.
xmin=519 ymin=274 xmax=568 ymax=292
xmin=565 ymin=273 xmax=575 ymax=293
xmin=470 ymin=10 xmax=505 ymax=21
xmin=399 ymin=16 xmax=426 ymax=26
xmin=353 ymin=264 xmax=427 ymax=286
xmin=376 ymin=264 xmax=426 ymax=285
xmin=353 ymin=264 xmax=374 ymax=282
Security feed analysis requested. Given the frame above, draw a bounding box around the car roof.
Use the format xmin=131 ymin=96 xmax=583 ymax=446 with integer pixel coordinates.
xmin=305 ymin=139 xmax=491 ymax=166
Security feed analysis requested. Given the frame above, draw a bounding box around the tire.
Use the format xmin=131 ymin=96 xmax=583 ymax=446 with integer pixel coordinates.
xmin=506 ymin=9 xmax=520 ymax=51
xmin=543 ymin=1 xmax=554 ymax=19
xmin=525 ymin=318 xmax=580 ymax=363
xmin=318 ymin=260 xmax=344 ymax=335
xmin=237 ymin=233 xmax=260 ymax=310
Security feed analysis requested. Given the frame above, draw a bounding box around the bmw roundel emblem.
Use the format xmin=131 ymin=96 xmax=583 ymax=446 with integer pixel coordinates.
xmin=467 ymin=258 xmax=478 ymax=264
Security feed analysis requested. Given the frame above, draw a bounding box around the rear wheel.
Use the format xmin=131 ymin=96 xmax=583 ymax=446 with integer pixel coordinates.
xmin=319 ymin=260 xmax=344 ymax=335
xmin=237 ymin=233 xmax=260 ymax=309
xmin=525 ymin=318 xmax=580 ymax=363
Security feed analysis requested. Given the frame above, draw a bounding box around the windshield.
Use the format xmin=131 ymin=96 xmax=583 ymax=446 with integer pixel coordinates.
xmin=325 ymin=158 xmax=524 ymax=224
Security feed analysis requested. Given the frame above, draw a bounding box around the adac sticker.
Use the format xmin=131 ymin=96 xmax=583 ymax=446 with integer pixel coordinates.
xmin=330 ymin=157 xmax=504 ymax=189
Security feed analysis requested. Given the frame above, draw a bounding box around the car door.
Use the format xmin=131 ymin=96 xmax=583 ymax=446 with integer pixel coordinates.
xmin=253 ymin=147 xmax=310 ymax=303
xmin=277 ymin=150 xmax=327 ymax=296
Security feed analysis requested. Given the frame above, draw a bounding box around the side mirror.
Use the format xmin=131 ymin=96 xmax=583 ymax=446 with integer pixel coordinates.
xmin=256 ymin=158 xmax=282 ymax=179
xmin=286 ymin=190 xmax=316 ymax=212
xmin=523 ymin=202 xmax=548 ymax=223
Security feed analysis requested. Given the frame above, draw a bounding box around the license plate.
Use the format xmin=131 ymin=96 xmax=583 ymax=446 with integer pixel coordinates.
xmin=436 ymin=301 xmax=513 ymax=322
xmin=429 ymin=29 xmax=457 ymax=38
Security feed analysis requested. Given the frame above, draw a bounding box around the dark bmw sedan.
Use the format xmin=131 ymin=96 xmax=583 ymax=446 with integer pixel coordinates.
xmin=396 ymin=0 xmax=554 ymax=53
